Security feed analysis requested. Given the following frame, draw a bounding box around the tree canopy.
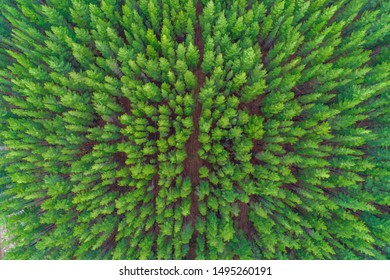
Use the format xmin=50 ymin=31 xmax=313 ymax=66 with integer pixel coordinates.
xmin=0 ymin=0 xmax=389 ymax=260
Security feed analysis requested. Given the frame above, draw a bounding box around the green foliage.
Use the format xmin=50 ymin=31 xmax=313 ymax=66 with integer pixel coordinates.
xmin=0 ymin=0 xmax=389 ymax=260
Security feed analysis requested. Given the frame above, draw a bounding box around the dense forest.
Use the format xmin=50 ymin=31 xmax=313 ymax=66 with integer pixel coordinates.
xmin=0 ymin=0 xmax=389 ymax=260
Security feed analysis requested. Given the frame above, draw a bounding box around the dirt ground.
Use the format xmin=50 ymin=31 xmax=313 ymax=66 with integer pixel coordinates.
xmin=182 ymin=1 xmax=205 ymax=259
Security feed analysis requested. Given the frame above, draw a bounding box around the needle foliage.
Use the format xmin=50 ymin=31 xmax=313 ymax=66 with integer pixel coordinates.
xmin=0 ymin=0 xmax=389 ymax=259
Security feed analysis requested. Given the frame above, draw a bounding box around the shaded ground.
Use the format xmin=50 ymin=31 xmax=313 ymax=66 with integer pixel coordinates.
xmin=182 ymin=1 xmax=205 ymax=259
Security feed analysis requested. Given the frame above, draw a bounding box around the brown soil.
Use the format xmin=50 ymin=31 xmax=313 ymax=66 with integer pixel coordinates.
xmin=237 ymin=201 xmax=250 ymax=234
xmin=117 ymin=96 xmax=132 ymax=115
xmin=183 ymin=1 xmax=205 ymax=259
xmin=101 ymin=225 xmax=118 ymax=254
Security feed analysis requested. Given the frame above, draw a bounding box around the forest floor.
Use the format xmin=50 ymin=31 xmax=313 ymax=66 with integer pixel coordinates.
xmin=183 ymin=1 xmax=205 ymax=259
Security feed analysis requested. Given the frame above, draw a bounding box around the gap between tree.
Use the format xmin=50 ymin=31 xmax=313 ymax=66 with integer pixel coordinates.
xmin=183 ymin=0 xmax=205 ymax=259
